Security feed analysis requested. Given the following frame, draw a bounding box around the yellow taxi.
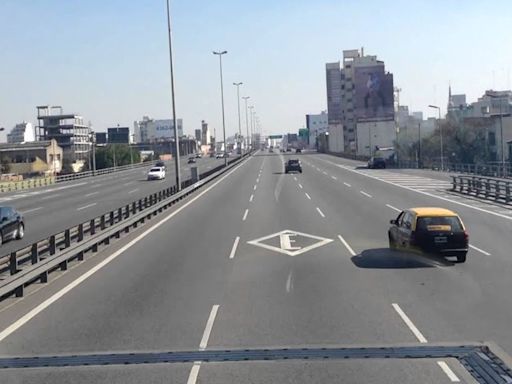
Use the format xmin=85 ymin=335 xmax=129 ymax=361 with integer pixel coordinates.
xmin=388 ymin=207 xmax=468 ymax=263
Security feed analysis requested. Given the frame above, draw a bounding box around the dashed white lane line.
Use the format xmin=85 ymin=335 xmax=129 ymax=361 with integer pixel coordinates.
xmin=343 ymin=182 xmax=351 ymax=187
xmin=256 ymin=178 xmax=260 ymax=183
xmin=187 ymin=363 xmax=201 ymax=384
xmin=41 ymin=194 xmax=61 ymax=200
xmin=76 ymin=203 xmax=97 ymax=211
xmin=305 ymin=193 xmax=311 ymax=200
xmin=199 ymin=305 xmax=220 ymax=350
xmin=85 ymin=191 xmax=99 ymax=197
xmin=360 ymin=190 xmax=373 ymax=198
xmin=21 ymin=207 xmax=43 ymax=215
xmin=322 ymin=171 xmax=328 ymax=175
xmin=298 ymin=184 xmax=303 ymax=189
xmin=293 ymin=176 xmax=297 ymax=181
xmin=242 ymin=209 xmax=249 ymax=221
xmin=249 ymin=194 xmax=254 ymax=202
xmin=386 ymin=204 xmax=401 ymax=213
xmin=469 ymin=244 xmax=491 ymax=256
xmin=229 ymin=236 xmax=240 ymax=259
xmin=253 ymin=185 xmax=257 ymax=191
xmin=128 ymin=188 xmax=139 ymax=194
xmin=437 ymin=361 xmax=460 ymax=382
xmin=337 ymin=234 xmax=356 ymax=256
xmin=331 ymin=176 xmax=337 ymax=180
xmin=316 ymin=207 xmax=325 ymax=218
xmin=391 ymin=303 xmax=428 ymax=343
xmin=123 ymin=181 xmax=135 ymax=186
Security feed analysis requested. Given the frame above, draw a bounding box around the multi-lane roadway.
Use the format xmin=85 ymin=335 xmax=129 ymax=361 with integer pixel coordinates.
xmin=0 ymin=150 xmax=511 ymax=383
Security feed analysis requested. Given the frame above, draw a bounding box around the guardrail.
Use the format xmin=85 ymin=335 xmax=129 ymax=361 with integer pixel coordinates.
xmin=55 ymin=161 xmax=157 ymax=183
xmin=0 ymin=152 xmax=251 ymax=300
xmin=451 ymin=175 xmax=512 ymax=204
xmin=397 ymin=160 xmax=512 ymax=178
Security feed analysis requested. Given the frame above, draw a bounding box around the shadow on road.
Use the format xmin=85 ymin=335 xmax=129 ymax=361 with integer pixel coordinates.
xmin=351 ymin=248 xmax=455 ymax=269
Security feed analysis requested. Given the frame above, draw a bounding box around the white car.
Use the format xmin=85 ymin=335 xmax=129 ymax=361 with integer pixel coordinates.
xmin=147 ymin=167 xmax=166 ymax=180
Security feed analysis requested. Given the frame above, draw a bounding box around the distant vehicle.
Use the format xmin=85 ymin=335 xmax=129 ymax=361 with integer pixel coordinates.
xmin=286 ymin=148 xmax=292 ymax=152
xmin=147 ymin=167 xmax=166 ymax=180
xmin=155 ymin=161 xmax=166 ymax=169
xmin=0 ymin=206 xmax=24 ymax=245
xmin=188 ymin=157 xmax=196 ymax=164
xmin=296 ymin=148 xmax=302 ymax=153
xmin=215 ymin=152 xmax=228 ymax=159
xmin=285 ymin=159 xmax=302 ymax=174
xmin=195 ymin=153 xmax=202 ymax=158
xmin=368 ymin=157 xmax=386 ymax=169
xmin=388 ymin=207 xmax=468 ymax=263
xmin=209 ymin=152 xmax=215 ymax=158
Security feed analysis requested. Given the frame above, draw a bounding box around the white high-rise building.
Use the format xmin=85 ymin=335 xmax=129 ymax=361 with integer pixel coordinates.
xmin=134 ymin=116 xmax=183 ymax=143
xmin=306 ymin=111 xmax=328 ymax=149
xmin=7 ymin=122 xmax=35 ymax=144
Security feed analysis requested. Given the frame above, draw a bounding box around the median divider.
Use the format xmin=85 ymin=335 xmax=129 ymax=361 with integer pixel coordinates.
xmin=451 ymin=175 xmax=512 ymax=204
xmin=0 ymin=152 xmax=252 ymax=300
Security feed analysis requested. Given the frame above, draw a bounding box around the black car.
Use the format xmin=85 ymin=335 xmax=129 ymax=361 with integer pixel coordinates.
xmin=0 ymin=207 xmax=24 ymax=245
xmin=368 ymin=157 xmax=386 ymax=169
xmin=296 ymin=148 xmax=302 ymax=153
xmin=188 ymin=157 xmax=196 ymax=164
xmin=285 ymin=159 xmax=302 ymax=174
xmin=155 ymin=160 xmax=166 ymax=169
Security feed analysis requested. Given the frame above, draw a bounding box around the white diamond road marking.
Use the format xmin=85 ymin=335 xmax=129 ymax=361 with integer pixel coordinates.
xmin=247 ymin=229 xmax=333 ymax=257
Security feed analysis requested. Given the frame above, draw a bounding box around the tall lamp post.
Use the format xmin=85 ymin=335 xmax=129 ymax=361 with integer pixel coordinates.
xmin=428 ymin=105 xmax=443 ymax=170
xmin=89 ymin=131 xmax=96 ymax=175
xmin=233 ymin=82 xmax=243 ymax=155
xmin=213 ymin=50 xmax=228 ymax=166
xmin=242 ymin=96 xmax=250 ymax=151
xmin=486 ymin=93 xmax=509 ymax=175
xmin=166 ymin=0 xmax=181 ymax=190
xmin=248 ymin=106 xmax=254 ymax=149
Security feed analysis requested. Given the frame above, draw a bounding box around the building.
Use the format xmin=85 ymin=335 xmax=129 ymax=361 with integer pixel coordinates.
xmin=36 ymin=106 xmax=91 ymax=162
xmin=133 ymin=116 xmax=183 ymax=143
xmin=107 ymin=127 xmax=130 ymax=144
xmin=356 ymin=120 xmax=396 ymax=156
xmin=7 ymin=122 xmax=35 ymax=144
xmin=306 ymin=111 xmax=328 ymax=149
xmin=0 ymin=139 xmax=62 ymax=175
xmin=201 ymin=120 xmax=211 ymax=145
xmin=326 ymin=48 xmax=394 ymax=153
xmin=195 ymin=129 xmax=202 ymax=143
xmin=95 ymin=132 xmax=107 ymax=144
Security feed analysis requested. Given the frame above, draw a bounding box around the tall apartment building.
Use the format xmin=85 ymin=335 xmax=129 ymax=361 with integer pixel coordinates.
xmin=201 ymin=120 xmax=211 ymax=145
xmin=7 ymin=122 xmax=35 ymax=144
xmin=133 ymin=116 xmax=183 ymax=143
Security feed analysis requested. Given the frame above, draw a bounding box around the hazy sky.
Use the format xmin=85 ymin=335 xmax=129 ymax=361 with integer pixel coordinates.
xmin=1 ymin=0 xmax=511 ymax=140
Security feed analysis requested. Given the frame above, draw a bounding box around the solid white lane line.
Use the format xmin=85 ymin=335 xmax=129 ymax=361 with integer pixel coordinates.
xmin=437 ymin=361 xmax=460 ymax=382
xmin=199 ymin=304 xmax=220 ymax=350
xmin=187 ymin=362 xmax=202 ymax=384
xmin=41 ymin=194 xmax=61 ymax=200
xmin=360 ymin=191 xmax=373 ymax=198
xmin=337 ymin=234 xmax=356 ymax=256
xmin=316 ymin=207 xmax=325 ymax=218
xmin=128 ymin=188 xmax=139 ymax=194
xmin=21 ymin=207 xmax=43 ymax=215
xmin=469 ymin=244 xmax=491 ymax=256
xmin=253 ymin=185 xmax=257 ymax=191
xmin=305 ymin=193 xmax=311 ymax=200
xmin=392 ymin=303 xmax=428 ymax=343
xmin=386 ymin=204 xmax=402 ymax=213
xmin=249 ymin=194 xmax=254 ymax=202
xmin=85 ymin=191 xmax=99 ymax=197
xmin=76 ymin=203 xmax=97 ymax=211
xmin=229 ymin=236 xmax=240 ymax=259
xmin=343 ymin=182 xmax=351 ymax=187
xmin=331 ymin=176 xmax=337 ymax=180
xmin=242 ymin=209 xmax=249 ymax=221
xmin=298 ymin=184 xmax=303 ymax=189
xmin=0 ymin=156 xmax=251 ymax=343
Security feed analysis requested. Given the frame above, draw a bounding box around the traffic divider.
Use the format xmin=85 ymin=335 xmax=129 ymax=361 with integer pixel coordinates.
xmin=451 ymin=175 xmax=512 ymax=204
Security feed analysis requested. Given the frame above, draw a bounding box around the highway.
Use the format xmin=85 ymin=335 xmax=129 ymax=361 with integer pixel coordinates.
xmin=0 ymin=156 xmax=230 ymax=255
xmin=0 ymin=150 xmax=511 ymax=382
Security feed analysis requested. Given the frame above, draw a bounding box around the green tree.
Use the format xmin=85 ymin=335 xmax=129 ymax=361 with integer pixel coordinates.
xmin=94 ymin=144 xmax=141 ymax=170
xmin=0 ymin=158 xmax=10 ymax=174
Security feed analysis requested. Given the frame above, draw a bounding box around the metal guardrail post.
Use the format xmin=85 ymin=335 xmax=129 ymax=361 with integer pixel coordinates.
xmin=100 ymin=215 xmax=106 ymax=230
xmin=485 ymin=179 xmax=490 ymax=199
xmin=117 ymin=208 xmax=122 ymax=223
xmin=10 ymin=252 xmax=19 ymax=275
xmin=110 ymin=211 xmax=115 ymax=226
xmin=78 ymin=224 xmax=84 ymax=242
xmin=138 ymin=199 xmax=142 ymax=211
xmin=506 ymin=184 xmax=511 ymax=203
xmin=90 ymin=219 xmax=96 ymax=235
xmin=31 ymin=244 xmax=39 ymax=265
xmin=49 ymin=235 xmax=56 ymax=255
xmin=64 ymin=229 xmax=71 ymax=248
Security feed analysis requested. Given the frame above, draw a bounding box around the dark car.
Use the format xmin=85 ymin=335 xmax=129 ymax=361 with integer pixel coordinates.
xmin=388 ymin=207 xmax=468 ymax=263
xmin=188 ymin=157 xmax=196 ymax=164
xmin=155 ymin=161 xmax=166 ymax=169
xmin=0 ymin=206 xmax=24 ymax=245
xmin=195 ymin=153 xmax=202 ymax=158
xmin=368 ymin=157 xmax=386 ymax=169
xmin=285 ymin=159 xmax=302 ymax=174
xmin=296 ymin=148 xmax=302 ymax=153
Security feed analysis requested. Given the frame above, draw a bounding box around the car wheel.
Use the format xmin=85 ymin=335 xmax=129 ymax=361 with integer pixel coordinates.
xmin=388 ymin=233 xmax=396 ymax=249
xmin=457 ymin=253 xmax=467 ymax=263
xmin=16 ymin=223 xmax=24 ymax=240
xmin=299 ymin=170 xmax=302 ymax=173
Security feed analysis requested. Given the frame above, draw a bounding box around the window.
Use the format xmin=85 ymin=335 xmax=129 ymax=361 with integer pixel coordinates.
xmin=416 ymin=216 xmax=462 ymax=232
xmin=489 ymin=132 xmax=496 ymax=145
xmin=402 ymin=212 xmax=414 ymax=229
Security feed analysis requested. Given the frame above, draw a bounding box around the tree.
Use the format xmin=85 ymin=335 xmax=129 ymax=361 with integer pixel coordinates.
xmin=94 ymin=144 xmax=141 ymax=170
xmin=61 ymin=158 xmax=74 ymax=174
xmin=0 ymin=158 xmax=10 ymax=174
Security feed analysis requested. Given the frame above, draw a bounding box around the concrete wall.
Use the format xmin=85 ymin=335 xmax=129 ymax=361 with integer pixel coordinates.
xmin=356 ymin=120 xmax=396 ymax=156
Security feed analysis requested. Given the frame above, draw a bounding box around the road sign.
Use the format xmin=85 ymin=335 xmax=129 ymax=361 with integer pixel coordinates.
xmin=268 ymin=135 xmax=283 ymax=139
xmin=247 ymin=229 xmax=333 ymax=256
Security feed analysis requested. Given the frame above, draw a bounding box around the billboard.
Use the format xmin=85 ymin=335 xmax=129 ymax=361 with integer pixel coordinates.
xmin=354 ymin=66 xmax=394 ymax=121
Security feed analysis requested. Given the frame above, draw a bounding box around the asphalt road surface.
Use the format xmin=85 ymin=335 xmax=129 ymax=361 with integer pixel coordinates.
xmin=0 ymin=150 xmax=511 ymax=382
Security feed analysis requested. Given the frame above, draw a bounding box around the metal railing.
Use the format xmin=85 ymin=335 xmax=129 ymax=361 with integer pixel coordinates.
xmin=0 ymin=152 xmax=251 ymax=299
xmin=55 ymin=161 xmax=157 ymax=183
xmin=397 ymin=160 xmax=512 ymax=178
xmin=451 ymin=175 xmax=512 ymax=204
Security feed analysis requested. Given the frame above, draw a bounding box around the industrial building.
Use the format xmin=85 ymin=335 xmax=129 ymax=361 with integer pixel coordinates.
xmin=0 ymin=139 xmax=63 ymax=175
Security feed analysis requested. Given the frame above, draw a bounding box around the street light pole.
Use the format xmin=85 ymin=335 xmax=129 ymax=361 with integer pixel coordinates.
xmin=242 ymin=96 xmax=250 ymax=152
xmin=429 ymin=105 xmax=443 ymax=170
xmin=166 ymin=0 xmax=181 ymax=190
xmin=249 ymin=106 xmax=254 ymax=148
xmin=233 ymin=82 xmax=243 ymax=155
xmin=417 ymin=122 xmax=421 ymax=168
xmin=213 ymin=50 xmax=228 ymax=166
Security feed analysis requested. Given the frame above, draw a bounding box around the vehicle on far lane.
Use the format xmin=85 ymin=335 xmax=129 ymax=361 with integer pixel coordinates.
xmin=155 ymin=160 xmax=166 ymax=169
xmin=187 ymin=157 xmax=196 ymax=164
xmin=285 ymin=159 xmax=302 ymax=174
xmin=296 ymin=148 xmax=302 ymax=153
xmin=195 ymin=153 xmax=202 ymax=159
xmin=388 ymin=207 xmax=468 ymax=263
xmin=367 ymin=156 xmax=386 ymax=169
xmin=0 ymin=206 xmax=24 ymax=245
xmin=147 ymin=167 xmax=166 ymax=180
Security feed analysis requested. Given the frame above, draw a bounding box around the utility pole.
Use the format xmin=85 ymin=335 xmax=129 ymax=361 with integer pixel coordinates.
xmin=233 ymin=82 xmax=243 ymax=154
xmin=213 ymin=50 xmax=228 ymax=165
xmin=417 ymin=122 xmax=421 ymax=168
xmin=242 ymin=96 xmax=250 ymax=151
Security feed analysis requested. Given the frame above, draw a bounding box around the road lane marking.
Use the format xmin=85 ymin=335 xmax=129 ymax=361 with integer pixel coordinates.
xmin=293 ymin=176 xmax=297 ymax=181
xmin=41 ymin=194 xmax=61 ymax=200
xmin=386 ymin=204 xmax=401 ymax=213
xmin=199 ymin=305 xmax=220 ymax=350
xmin=0 ymin=156 xmax=254 ymax=344
xmin=253 ymin=185 xmax=257 ymax=191
xmin=343 ymin=182 xmax=351 ymax=187
xmin=316 ymin=207 xmax=325 ymax=218
xmin=469 ymin=244 xmax=491 ymax=256
xmin=76 ymin=203 xmax=97 ymax=211
xmin=305 ymin=192 xmax=311 ymax=200
xmin=360 ymin=191 xmax=373 ymax=198
xmin=249 ymin=194 xmax=254 ymax=202
xmin=85 ymin=191 xmax=99 ymax=197
xmin=331 ymin=176 xmax=337 ymax=180
xmin=437 ymin=361 xmax=460 ymax=382
xmin=21 ymin=207 xmax=43 ymax=215
xmin=229 ymin=236 xmax=240 ymax=259
xmin=187 ymin=362 xmax=201 ymax=384
xmin=128 ymin=188 xmax=139 ymax=194
xmin=298 ymin=184 xmax=303 ymax=189
xmin=256 ymin=178 xmax=260 ymax=183
xmin=322 ymin=171 xmax=328 ymax=175
xmin=286 ymin=271 xmax=293 ymax=293
xmin=337 ymin=234 xmax=356 ymax=256
xmin=122 ymin=181 xmax=135 ymax=186
xmin=392 ymin=303 xmax=428 ymax=343
xmin=242 ymin=209 xmax=249 ymax=221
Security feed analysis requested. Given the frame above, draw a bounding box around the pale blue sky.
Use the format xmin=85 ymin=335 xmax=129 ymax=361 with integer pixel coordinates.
xmin=1 ymin=0 xmax=511 ymax=139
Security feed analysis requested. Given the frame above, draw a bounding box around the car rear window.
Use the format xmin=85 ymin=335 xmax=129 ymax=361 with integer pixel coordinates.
xmin=416 ymin=216 xmax=462 ymax=232
xmin=150 ymin=168 xmax=161 ymax=172
xmin=289 ymin=160 xmax=299 ymax=164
